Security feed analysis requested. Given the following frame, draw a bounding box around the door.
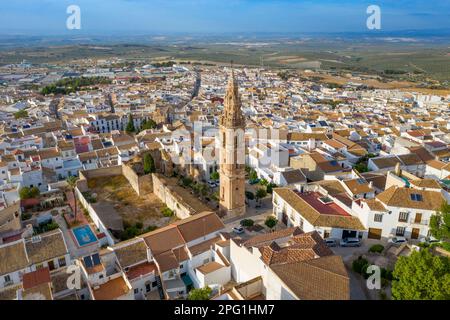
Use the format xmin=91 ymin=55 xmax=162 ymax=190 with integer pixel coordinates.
xmin=411 ymin=228 xmax=420 ymax=240
xmin=414 ymin=213 xmax=422 ymax=224
xmin=48 ymin=260 xmax=55 ymax=271
xmin=368 ymin=228 xmax=382 ymax=240
xmin=342 ymin=230 xmax=357 ymax=239
xmin=282 ymin=212 xmax=288 ymax=225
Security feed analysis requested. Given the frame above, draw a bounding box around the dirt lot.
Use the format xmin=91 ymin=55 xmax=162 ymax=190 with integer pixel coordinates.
xmin=87 ymin=175 xmax=173 ymax=228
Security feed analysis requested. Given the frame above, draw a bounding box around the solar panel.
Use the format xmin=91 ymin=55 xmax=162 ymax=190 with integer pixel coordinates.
xmin=83 ymin=256 xmax=93 ymax=268
xmin=92 ymin=253 xmax=101 ymax=266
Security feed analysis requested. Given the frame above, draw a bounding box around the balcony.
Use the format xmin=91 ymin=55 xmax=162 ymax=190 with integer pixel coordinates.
xmin=409 ymin=218 xmax=429 ymax=226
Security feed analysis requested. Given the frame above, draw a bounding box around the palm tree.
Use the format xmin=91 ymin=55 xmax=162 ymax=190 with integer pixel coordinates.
xmin=66 ymin=175 xmax=79 ymax=222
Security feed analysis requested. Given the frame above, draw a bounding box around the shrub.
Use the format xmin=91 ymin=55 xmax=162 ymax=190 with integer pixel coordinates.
xmin=187 ymin=287 xmax=212 ymax=300
xmin=265 ymin=216 xmax=278 ymax=229
xmin=439 ymin=242 xmax=450 ymax=252
xmin=369 ymin=244 xmax=384 ymax=254
xmin=381 ymin=268 xmax=393 ymax=281
xmin=352 ymin=256 xmax=369 ymax=274
xmin=162 ymin=207 xmax=175 ymax=217
xmin=135 ymin=222 xmax=144 ymax=229
xmin=240 ymin=219 xmax=255 ymax=227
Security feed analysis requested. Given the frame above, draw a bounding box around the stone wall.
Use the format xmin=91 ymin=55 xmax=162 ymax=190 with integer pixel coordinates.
xmin=78 ymin=164 xmax=153 ymax=196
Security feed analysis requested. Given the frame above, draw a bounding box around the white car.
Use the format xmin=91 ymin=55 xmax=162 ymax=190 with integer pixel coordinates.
xmin=388 ymin=236 xmax=407 ymax=245
xmin=232 ymin=226 xmax=245 ymax=234
xmin=207 ymin=181 xmax=218 ymax=188
xmin=419 ymin=236 xmax=441 ymax=245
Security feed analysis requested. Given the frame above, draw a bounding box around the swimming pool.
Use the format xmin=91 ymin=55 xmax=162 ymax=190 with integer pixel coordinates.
xmin=72 ymin=225 xmax=98 ymax=247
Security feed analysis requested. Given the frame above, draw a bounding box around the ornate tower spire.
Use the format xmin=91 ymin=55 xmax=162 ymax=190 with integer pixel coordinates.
xmin=219 ymin=69 xmax=245 ymax=128
xmin=219 ymin=67 xmax=246 ymax=218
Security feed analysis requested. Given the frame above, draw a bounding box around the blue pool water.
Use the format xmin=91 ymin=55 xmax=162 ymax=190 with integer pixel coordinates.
xmin=72 ymin=225 xmax=98 ymax=247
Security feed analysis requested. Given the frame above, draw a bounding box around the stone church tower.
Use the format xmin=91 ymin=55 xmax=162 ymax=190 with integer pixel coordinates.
xmin=219 ymin=70 xmax=246 ymax=217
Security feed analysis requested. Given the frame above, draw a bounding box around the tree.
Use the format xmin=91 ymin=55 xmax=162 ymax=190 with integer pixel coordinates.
xmin=29 ymin=187 xmax=40 ymax=198
xmin=430 ymin=202 xmax=450 ymax=241
xmin=210 ymin=171 xmax=220 ymax=181
xmin=141 ymin=118 xmax=157 ymax=131
xmin=14 ymin=110 xmax=28 ymax=119
xmin=255 ymin=188 xmax=267 ymax=204
xmin=143 ymin=153 xmax=156 ymax=174
xmin=249 ymin=169 xmax=258 ymax=181
xmin=19 ymin=187 xmax=31 ymax=200
xmin=66 ymin=175 xmax=79 ymax=223
xmin=265 ymin=216 xmax=278 ymax=230
xmin=266 ymin=183 xmax=277 ymax=194
xmin=245 ymin=191 xmax=255 ymax=201
xmin=125 ymin=114 xmax=135 ymax=133
xmin=187 ymin=287 xmax=212 ymax=300
xmin=259 ymin=178 xmax=269 ymax=186
xmin=181 ymin=176 xmax=193 ymax=188
xmin=392 ymin=249 xmax=450 ymax=300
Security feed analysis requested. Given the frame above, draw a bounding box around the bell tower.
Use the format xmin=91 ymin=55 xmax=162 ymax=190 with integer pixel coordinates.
xmin=219 ymin=69 xmax=246 ymax=217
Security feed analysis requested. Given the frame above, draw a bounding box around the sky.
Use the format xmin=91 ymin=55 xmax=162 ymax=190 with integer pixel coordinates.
xmin=0 ymin=0 xmax=449 ymax=35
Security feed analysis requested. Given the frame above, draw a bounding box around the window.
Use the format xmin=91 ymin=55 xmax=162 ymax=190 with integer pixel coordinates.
xmin=179 ymin=264 xmax=183 ymax=269
xmin=152 ymin=281 xmax=157 ymax=288
xmin=99 ymin=274 xmax=104 ymax=279
xmin=203 ymin=258 xmax=209 ymax=264
xmin=35 ymin=263 xmax=44 ymax=270
xmin=396 ymin=226 xmax=406 ymax=236
xmin=398 ymin=212 xmax=409 ymax=222
xmin=4 ymin=275 xmax=11 ymax=283
xmin=374 ymin=214 xmax=383 ymax=223
xmin=410 ymin=194 xmax=423 ymax=202
xmin=134 ymin=288 xmax=139 ymax=294
xmin=146 ymin=283 xmax=151 ymax=292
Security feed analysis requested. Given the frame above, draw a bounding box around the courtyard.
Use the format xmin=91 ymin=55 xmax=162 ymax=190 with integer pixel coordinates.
xmin=86 ymin=175 xmax=175 ymax=230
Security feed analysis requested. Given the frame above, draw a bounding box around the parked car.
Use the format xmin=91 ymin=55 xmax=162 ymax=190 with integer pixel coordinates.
xmin=207 ymin=181 xmax=218 ymax=188
xmin=232 ymin=226 xmax=245 ymax=234
xmin=325 ymin=238 xmax=338 ymax=247
xmin=419 ymin=236 xmax=441 ymax=245
xmin=340 ymin=238 xmax=361 ymax=247
xmin=388 ymin=236 xmax=407 ymax=245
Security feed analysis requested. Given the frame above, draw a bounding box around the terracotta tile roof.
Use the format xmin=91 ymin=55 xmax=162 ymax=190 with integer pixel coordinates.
xmin=242 ymin=227 xmax=303 ymax=248
xmin=410 ymin=179 xmax=442 ymax=189
xmin=0 ymin=240 xmax=28 ymax=275
xmin=126 ymin=261 xmax=157 ymax=281
xmin=113 ymin=239 xmax=148 ymax=268
xmin=188 ymin=235 xmax=221 ymax=256
xmin=281 ymin=170 xmax=306 ymax=184
xmin=24 ymin=229 xmax=68 ymax=265
xmin=363 ymin=199 xmax=388 ymax=212
xmin=376 ymin=186 xmax=445 ymax=211
xmin=23 ymin=268 xmax=51 ymax=290
xmin=274 ymin=188 xmax=366 ymax=230
xmin=287 ymin=132 xmax=328 ymax=141
xmin=270 ymin=255 xmax=350 ymax=300
xmin=196 ymin=261 xmax=225 ymax=275
xmin=173 ymin=211 xmax=225 ymax=243
xmin=92 ymin=276 xmax=130 ymax=300
xmin=343 ymin=179 xmax=373 ymax=195
xmin=142 ymin=225 xmax=185 ymax=256
xmin=154 ymin=250 xmax=180 ymax=273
